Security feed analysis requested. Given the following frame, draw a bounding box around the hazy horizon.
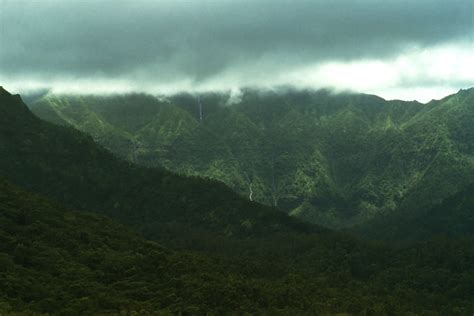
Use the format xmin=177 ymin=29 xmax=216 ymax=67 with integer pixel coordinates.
xmin=1 ymin=0 xmax=473 ymax=102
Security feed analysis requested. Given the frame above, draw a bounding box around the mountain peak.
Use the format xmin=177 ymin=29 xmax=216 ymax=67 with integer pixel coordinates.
xmin=0 ymin=86 xmax=12 ymax=97
xmin=0 ymin=86 xmax=37 ymax=125
xmin=462 ymin=87 xmax=474 ymax=94
xmin=0 ymin=86 xmax=24 ymax=102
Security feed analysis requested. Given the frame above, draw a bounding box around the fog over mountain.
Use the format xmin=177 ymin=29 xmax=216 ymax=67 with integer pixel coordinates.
xmin=2 ymin=1 xmax=474 ymax=314
xmin=1 ymin=0 xmax=473 ymax=101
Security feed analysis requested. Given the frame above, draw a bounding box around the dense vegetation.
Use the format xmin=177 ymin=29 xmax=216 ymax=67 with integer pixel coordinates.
xmin=2 ymin=174 xmax=474 ymax=314
xmin=359 ymin=183 xmax=474 ymax=241
xmin=31 ymin=88 xmax=474 ymax=228
xmin=2 ymin=86 xmax=474 ymax=314
xmin=0 ymin=178 xmax=238 ymax=314
xmin=0 ymin=87 xmax=315 ymax=250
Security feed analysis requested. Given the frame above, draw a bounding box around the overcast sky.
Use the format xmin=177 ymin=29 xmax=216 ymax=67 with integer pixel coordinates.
xmin=0 ymin=0 xmax=473 ymax=102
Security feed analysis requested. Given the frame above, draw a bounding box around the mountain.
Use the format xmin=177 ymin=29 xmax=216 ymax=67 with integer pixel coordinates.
xmin=3 ymin=87 xmax=474 ymax=313
xmin=0 ymin=178 xmax=268 ymax=314
xmin=360 ymin=182 xmax=474 ymax=240
xmin=0 ymin=87 xmax=317 ymax=253
xmin=3 ymin=179 xmax=474 ymax=314
xmin=30 ymin=88 xmax=474 ymax=229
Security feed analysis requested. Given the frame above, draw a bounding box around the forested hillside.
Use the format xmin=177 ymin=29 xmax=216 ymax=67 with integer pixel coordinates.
xmin=0 ymin=87 xmax=315 ymax=251
xmin=2 ymin=177 xmax=474 ymax=314
xmin=0 ymin=178 xmax=261 ymax=314
xmin=359 ymin=183 xmax=474 ymax=240
xmin=2 ymin=87 xmax=474 ymax=314
xmin=3 ymin=0 xmax=474 ymax=313
xmin=31 ymin=88 xmax=474 ymax=228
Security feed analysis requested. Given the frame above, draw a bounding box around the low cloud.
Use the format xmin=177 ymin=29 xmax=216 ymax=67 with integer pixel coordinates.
xmin=0 ymin=0 xmax=473 ymax=101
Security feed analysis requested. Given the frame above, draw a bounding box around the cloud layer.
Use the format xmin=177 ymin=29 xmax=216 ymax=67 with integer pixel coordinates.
xmin=0 ymin=0 xmax=473 ymax=101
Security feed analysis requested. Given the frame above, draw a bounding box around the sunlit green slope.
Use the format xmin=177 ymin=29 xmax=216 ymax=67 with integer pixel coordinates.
xmin=31 ymin=88 xmax=474 ymax=228
xmin=3 ymin=87 xmax=474 ymax=314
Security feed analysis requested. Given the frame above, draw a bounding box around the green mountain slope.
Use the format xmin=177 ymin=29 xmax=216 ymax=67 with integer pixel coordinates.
xmin=360 ymin=182 xmax=474 ymax=240
xmin=2 ymin=179 xmax=474 ymax=314
xmin=0 ymin=178 xmax=261 ymax=314
xmin=0 ymin=87 xmax=316 ymax=252
xmin=31 ymin=88 xmax=474 ymax=229
xmin=4 ymin=86 xmax=474 ymax=313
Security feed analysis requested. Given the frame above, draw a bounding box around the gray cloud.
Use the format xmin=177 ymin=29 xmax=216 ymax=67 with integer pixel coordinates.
xmin=0 ymin=0 xmax=473 ymax=99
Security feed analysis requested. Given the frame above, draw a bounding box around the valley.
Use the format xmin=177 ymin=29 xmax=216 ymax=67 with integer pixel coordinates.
xmin=31 ymin=88 xmax=474 ymax=229
xmin=1 ymin=86 xmax=474 ymax=314
xmin=2 ymin=1 xmax=473 ymax=313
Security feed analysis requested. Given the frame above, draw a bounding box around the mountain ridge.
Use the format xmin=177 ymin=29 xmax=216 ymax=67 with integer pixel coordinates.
xmin=0 ymin=87 xmax=320 ymax=251
xmin=3 ymin=87 xmax=474 ymax=314
xmin=30 ymin=87 xmax=474 ymax=231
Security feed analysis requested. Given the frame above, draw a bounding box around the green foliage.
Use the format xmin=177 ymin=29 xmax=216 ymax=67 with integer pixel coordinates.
xmin=360 ymin=183 xmax=474 ymax=240
xmin=0 ymin=179 xmax=304 ymax=314
xmin=2 ymin=87 xmax=474 ymax=314
xmin=31 ymin=88 xmax=474 ymax=229
xmin=2 ymin=179 xmax=474 ymax=314
xmin=1 ymin=91 xmax=316 ymax=248
xmin=0 ymin=178 xmax=292 ymax=314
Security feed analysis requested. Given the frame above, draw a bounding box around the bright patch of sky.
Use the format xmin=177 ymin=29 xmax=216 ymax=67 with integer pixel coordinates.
xmin=1 ymin=0 xmax=473 ymax=102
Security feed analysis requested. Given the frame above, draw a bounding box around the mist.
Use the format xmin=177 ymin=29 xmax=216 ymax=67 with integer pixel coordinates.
xmin=0 ymin=0 xmax=473 ymax=101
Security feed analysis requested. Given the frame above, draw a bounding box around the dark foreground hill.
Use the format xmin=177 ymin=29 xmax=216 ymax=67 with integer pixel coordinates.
xmin=359 ymin=182 xmax=474 ymax=241
xmin=2 ymin=178 xmax=474 ymax=314
xmin=31 ymin=88 xmax=474 ymax=229
xmin=0 ymin=178 xmax=256 ymax=314
xmin=2 ymin=87 xmax=474 ymax=314
xmin=0 ymin=87 xmax=315 ymax=251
